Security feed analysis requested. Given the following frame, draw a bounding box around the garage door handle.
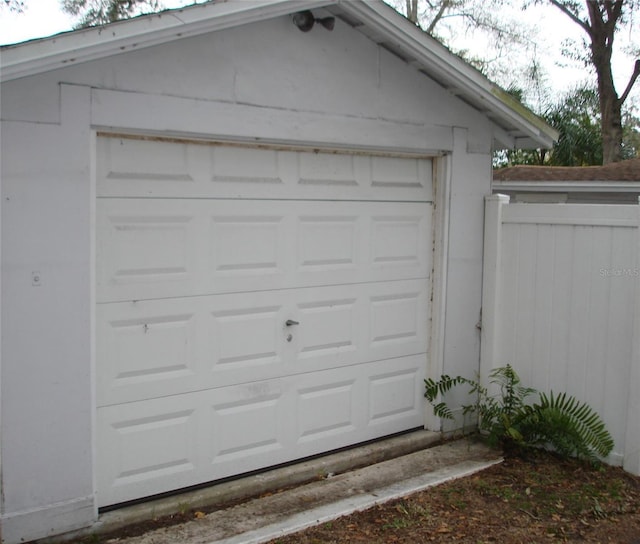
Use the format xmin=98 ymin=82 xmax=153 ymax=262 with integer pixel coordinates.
xmin=285 ymin=319 xmax=299 ymax=326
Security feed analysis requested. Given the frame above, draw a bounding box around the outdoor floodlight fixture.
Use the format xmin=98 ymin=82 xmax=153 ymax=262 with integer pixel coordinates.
xmin=292 ymin=10 xmax=335 ymax=32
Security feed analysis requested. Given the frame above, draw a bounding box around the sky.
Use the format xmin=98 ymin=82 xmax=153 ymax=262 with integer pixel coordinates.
xmin=0 ymin=0 xmax=638 ymax=108
xmin=0 ymin=0 xmax=191 ymax=44
xmin=1 ymin=0 xmax=73 ymax=44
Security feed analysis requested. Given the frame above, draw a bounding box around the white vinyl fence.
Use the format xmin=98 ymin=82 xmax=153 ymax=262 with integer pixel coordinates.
xmin=481 ymin=195 xmax=640 ymax=473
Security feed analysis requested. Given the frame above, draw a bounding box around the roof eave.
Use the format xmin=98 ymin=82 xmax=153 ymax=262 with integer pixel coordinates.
xmin=0 ymin=0 xmax=332 ymax=83
xmin=335 ymin=0 xmax=558 ymax=150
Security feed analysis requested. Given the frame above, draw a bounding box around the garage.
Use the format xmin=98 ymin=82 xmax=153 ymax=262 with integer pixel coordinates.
xmin=95 ymin=135 xmax=433 ymax=506
xmin=0 ymin=0 xmax=558 ymax=540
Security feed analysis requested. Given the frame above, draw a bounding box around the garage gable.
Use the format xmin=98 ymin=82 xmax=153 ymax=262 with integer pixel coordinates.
xmin=0 ymin=0 xmax=557 ymax=150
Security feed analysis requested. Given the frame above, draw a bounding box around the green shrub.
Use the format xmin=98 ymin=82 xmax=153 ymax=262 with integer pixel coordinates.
xmin=424 ymin=365 xmax=614 ymax=464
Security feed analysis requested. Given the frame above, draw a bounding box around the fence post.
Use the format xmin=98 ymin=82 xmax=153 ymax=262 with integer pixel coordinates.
xmin=480 ymin=194 xmax=509 ymax=386
xmin=624 ymin=196 xmax=640 ymax=475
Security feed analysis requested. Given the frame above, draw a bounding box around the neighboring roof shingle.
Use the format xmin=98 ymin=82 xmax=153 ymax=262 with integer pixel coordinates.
xmin=494 ymin=158 xmax=640 ymax=183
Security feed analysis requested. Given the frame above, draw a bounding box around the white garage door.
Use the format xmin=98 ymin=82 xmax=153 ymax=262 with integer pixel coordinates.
xmin=96 ymin=135 xmax=433 ymax=507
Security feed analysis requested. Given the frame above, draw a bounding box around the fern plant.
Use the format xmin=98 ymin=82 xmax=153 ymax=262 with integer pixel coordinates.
xmin=424 ymin=365 xmax=614 ymax=464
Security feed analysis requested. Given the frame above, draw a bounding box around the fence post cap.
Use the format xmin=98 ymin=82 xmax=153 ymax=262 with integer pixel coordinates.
xmin=485 ymin=194 xmax=510 ymax=203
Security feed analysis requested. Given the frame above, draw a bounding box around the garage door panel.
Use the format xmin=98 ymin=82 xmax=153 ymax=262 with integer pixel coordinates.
xmin=211 ymin=215 xmax=286 ymax=276
xmin=298 ymin=151 xmax=360 ymax=187
xmin=98 ymin=354 xmax=425 ymax=506
xmin=97 ymin=294 xmax=289 ymax=407
xmin=97 ymin=212 xmax=198 ymax=298
xmin=205 ymin=379 xmax=293 ymax=478
xmin=98 ymin=136 xmax=197 ymax=185
xmin=369 ymin=367 xmax=421 ymax=425
xmin=294 ymin=282 xmax=428 ymax=371
xmin=101 ymin=313 xmax=197 ymax=388
xmin=371 ymin=215 xmax=424 ymax=268
xmin=297 ymin=215 xmax=358 ymax=272
xmin=210 ymin=145 xmax=285 ymax=186
xmin=289 ymin=355 xmax=426 ymax=459
xmin=98 ymin=280 xmax=428 ymax=407
xmin=371 ymin=156 xmax=429 ymax=189
xmin=97 ymin=200 xmax=430 ymax=303
xmin=97 ymin=137 xmax=433 ymax=202
xmin=98 ymin=379 xmax=289 ymax=505
xmin=210 ymin=388 xmax=286 ymax=463
xmin=296 ymin=297 xmax=358 ymax=361
xmin=296 ymin=379 xmax=358 ymax=444
xmin=370 ymin=292 xmax=421 ymax=346
xmin=97 ymin=400 xmax=202 ymax=505
xmin=97 ymin=310 xmax=201 ymax=408
xmin=211 ymin=305 xmax=283 ymax=369
xmin=364 ymin=286 xmax=428 ymax=365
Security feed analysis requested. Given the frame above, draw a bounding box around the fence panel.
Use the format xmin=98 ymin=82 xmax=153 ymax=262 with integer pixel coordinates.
xmin=481 ymin=196 xmax=639 ymax=470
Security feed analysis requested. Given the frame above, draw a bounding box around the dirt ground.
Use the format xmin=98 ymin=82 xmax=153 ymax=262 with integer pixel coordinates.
xmin=266 ymin=452 xmax=640 ymax=544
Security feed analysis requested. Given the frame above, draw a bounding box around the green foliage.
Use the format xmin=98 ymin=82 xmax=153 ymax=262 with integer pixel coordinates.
xmin=423 ymin=374 xmax=470 ymax=420
xmin=425 ymin=365 xmax=614 ymax=464
xmin=545 ymin=86 xmax=602 ymax=166
xmin=622 ymin=107 xmax=640 ymax=159
xmin=495 ymin=85 xmax=640 ymax=167
xmin=518 ymin=391 xmax=615 ymax=461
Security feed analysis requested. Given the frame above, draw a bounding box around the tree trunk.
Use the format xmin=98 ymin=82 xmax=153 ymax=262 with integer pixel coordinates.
xmin=549 ymin=1 xmax=640 ymax=164
xmin=406 ymin=0 xmax=418 ymax=23
xmin=588 ymin=4 xmax=623 ymax=164
xmin=599 ymin=89 xmax=623 ymax=164
xmin=592 ymin=47 xmax=624 ymax=163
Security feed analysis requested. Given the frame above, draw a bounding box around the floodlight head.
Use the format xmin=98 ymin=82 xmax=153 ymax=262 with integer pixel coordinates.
xmin=292 ymin=10 xmax=315 ymax=32
xmin=292 ymin=10 xmax=335 ymax=32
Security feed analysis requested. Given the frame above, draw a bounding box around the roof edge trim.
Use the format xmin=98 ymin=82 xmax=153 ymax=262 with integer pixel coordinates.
xmin=0 ymin=0 xmax=332 ymax=82
xmin=337 ymin=0 xmax=559 ymax=149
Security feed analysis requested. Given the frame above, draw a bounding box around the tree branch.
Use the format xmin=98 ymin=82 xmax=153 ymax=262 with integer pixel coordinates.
xmin=586 ymin=1 xmax=603 ymax=27
xmin=600 ymin=1 xmax=622 ymax=44
xmin=547 ymin=0 xmax=591 ymax=33
xmin=619 ymin=59 xmax=640 ymax=106
xmin=426 ymin=0 xmax=451 ymax=34
xmin=607 ymin=1 xmax=624 ymax=25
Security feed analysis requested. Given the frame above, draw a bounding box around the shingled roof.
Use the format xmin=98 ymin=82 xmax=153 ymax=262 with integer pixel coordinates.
xmin=494 ymin=157 xmax=640 ymax=183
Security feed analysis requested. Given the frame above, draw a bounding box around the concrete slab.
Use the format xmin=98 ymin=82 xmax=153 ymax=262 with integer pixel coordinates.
xmin=96 ymin=437 xmax=501 ymax=544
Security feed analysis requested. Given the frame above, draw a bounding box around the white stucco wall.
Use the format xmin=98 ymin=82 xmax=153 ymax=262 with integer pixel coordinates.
xmin=0 ymin=13 xmax=492 ymax=543
xmin=1 ymin=86 xmax=96 ymax=542
xmin=441 ymin=128 xmax=493 ymax=431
